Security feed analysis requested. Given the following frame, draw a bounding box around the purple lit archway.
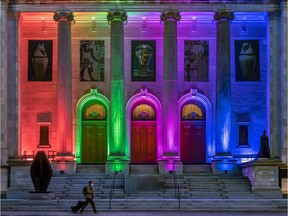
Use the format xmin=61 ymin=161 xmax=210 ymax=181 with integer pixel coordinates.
xmin=126 ymin=89 xmax=163 ymax=161
xmin=178 ymin=89 xmax=215 ymax=163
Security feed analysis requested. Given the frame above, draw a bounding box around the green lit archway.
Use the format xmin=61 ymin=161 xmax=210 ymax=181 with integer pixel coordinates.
xmin=75 ymin=89 xmax=110 ymax=163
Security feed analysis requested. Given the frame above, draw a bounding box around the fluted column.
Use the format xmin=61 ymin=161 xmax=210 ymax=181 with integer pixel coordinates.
xmin=281 ymin=1 xmax=288 ymax=163
xmin=161 ymin=11 xmax=181 ymax=159
xmin=214 ymin=11 xmax=234 ymax=155
xmin=269 ymin=12 xmax=282 ymax=159
xmin=54 ymin=12 xmax=74 ymax=156
xmin=7 ymin=12 xmax=19 ymax=159
xmin=107 ymin=11 xmax=127 ymax=160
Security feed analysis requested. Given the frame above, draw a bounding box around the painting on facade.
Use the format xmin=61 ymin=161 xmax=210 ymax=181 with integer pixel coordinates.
xmin=235 ymin=40 xmax=260 ymax=81
xmin=184 ymin=40 xmax=209 ymax=82
xmin=80 ymin=40 xmax=105 ymax=82
xmin=131 ymin=40 xmax=156 ymax=82
xmin=28 ymin=40 xmax=53 ymax=81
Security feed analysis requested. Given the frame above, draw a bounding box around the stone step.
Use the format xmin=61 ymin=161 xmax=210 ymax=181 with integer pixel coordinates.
xmin=1 ymin=198 xmax=287 ymax=213
xmin=129 ymin=164 xmax=159 ymax=174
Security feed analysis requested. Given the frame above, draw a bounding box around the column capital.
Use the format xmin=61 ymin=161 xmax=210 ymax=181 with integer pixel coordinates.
xmin=7 ymin=12 xmax=19 ymax=20
xmin=53 ymin=12 xmax=75 ymax=23
xmin=268 ymin=11 xmax=281 ymax=20
xmin=107 ymin=10 xmax=128 ymax=24
xmin=214 ymin=11 xmax=234 ymax=21
xmin=161 ymin=10 xmax=181 ymax=22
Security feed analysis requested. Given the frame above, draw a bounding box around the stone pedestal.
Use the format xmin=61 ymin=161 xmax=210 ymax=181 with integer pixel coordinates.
xmin=242 ymin=158 xmax=283 ymax=198
xmin=28 ymin=191 xmax=54 ymax=200
xmin=6 ymin=160 xmax=33 ymax=199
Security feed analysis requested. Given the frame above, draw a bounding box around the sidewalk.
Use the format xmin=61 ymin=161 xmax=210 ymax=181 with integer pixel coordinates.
xmin=1 ymin=211 xmax=287 ymax=216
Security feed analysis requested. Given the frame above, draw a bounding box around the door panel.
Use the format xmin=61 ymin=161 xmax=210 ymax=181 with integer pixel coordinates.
xmin=131 ymin=121 xmax=156 ymax=163
xmin=82 ymin=121 xmax=107 ymax=163
xmin=181 ymin=121 xmax=206 ymax=164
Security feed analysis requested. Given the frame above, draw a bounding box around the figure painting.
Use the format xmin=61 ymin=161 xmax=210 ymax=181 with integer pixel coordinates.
xmin=184 ymin=40 xmax=209 ymax=82
xmin=235 ymin=40 xmax=260 ymax=81
xmin=131 ymin=40 xmax=156 ymax=82
xmin=28 ymin=40 xmax=53 ymax=81
xmin=80 ymin=40 xmax=105 ymax=82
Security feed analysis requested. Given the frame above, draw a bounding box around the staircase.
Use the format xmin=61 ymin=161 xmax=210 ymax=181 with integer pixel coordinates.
xmin=1 ymin=164 xmax=287 ymax=213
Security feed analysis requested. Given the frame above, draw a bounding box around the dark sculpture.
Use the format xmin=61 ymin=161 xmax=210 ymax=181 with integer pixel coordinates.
xmin=258 ymin=130 xmax=271 ymax=158
xmin=30 ymin=151 xmax=53 ymax=192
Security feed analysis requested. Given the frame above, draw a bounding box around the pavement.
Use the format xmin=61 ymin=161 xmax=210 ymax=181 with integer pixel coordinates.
xmin=1 ymin=212 xmax=287 ymax=216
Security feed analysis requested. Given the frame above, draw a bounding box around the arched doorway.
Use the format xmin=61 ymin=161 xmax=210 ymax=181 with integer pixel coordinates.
xmin=126 ymin=89 xmax=162 ymax=164
xmin=178 ymin=89 xmax=214 ymax=163
xmin=75 ymin=89 xmax=110 ymax=164
xmin=180 ymin=102 xmax=206 ymax=163
xmin=82 ymin=102 xmax=107 ymax=163
xmin=131 ymin=103 xmax=156 ymax=163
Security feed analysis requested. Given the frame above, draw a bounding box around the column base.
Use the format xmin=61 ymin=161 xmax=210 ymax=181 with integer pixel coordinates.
xmin=51 ymin=158 xmax=76 ymax=175
xmin=158 ymin=159 xmax=183 ymax=174
xmin=211 ymin=155 xmax=239 ymax=174
xmin=105 ymin=160 xmax=129 ymax=175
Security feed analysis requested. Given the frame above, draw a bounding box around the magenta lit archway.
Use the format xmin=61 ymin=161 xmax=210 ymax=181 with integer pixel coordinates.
xmin=178 ymin=89 xmax=215 ymax=162
xmin=126 ymin=89 xmax=163 ymax=161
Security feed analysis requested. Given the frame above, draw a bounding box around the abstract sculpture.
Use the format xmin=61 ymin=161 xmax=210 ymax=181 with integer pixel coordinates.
xmin=30 ymin=151 xmax=53 ymax=192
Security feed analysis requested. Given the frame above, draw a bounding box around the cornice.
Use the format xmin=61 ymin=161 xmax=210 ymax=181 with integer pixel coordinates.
xmin=8 ymin=2 xmax=281 ymax=13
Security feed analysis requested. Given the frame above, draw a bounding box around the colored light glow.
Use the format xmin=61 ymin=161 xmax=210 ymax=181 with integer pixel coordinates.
xmin=221 ymin=116 xmax=230 ymax=152
xmin=126 ymin=90 xmax=163 ymax=160
xmin=110 ymin=81 xmax=125 ymax=154
xmin=113 ymin=162 xmax=125 ymax=172
xmin=75 ymin=90 xmax=110 ymax=163
xmin=178 ymin=91 xmax=214 ymax=162
xmin=166 ymin=120 xmax=176 ymax=152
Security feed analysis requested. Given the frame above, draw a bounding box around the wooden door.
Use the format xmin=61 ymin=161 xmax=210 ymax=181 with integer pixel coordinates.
xmin=131 ymin=121 xmax=156 ymax=163
xmin=82 ymin=121 xmax=107 ymax=163
xmin=181 ymin=121 xmax=206 ymax=164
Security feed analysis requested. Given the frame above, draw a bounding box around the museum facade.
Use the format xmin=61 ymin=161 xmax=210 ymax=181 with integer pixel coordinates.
xmin=0 ymin=0 xmax=287 ymax=197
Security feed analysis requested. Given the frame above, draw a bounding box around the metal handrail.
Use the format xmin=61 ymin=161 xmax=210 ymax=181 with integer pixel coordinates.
xmin=109 ymin=171 xmax=118 ymax=210
xmin=177 ymin=183 xmax=181 ymax=210
xmin=173 ymin=171 xmax=177 ymax=198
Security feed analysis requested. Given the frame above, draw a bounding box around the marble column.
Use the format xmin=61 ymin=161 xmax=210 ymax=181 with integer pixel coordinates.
xmin=6 ymin=12 xmax=19 ymax=159
xmin=53 ymin=12 xmax=74 ymax=158
xmin=1 ymin=0 xmax=9 ymax=195
xmin=106 ymin=11 xmax=128 ymax=173
xmin=269 ymin=12 xmax=282 ymax=159
xmin=214 ymin=11 xmax=234 ymax=155
xmin=281 ymin=0 xmax=288 ymax=164
xmin=211 ymin=11 xmax=236 ymax=174
xmin=159 ymin=10 xmax=182 ymax=174
xmin=1 ymin=0 xmax=8 ymax=164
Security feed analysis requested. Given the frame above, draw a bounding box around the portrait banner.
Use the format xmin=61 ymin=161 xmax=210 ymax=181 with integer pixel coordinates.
xmin=80 ymin=40 xmax=105 ymax=82
xmin=131 ymin=40 xmax=156 ymax=82
xmin=28 ymin=40 xmax=53 ymax=81
xmin=184 ymin=40 xmax=209 ymax=82
xmin=235 ymin=40 xmax=260 ymax=81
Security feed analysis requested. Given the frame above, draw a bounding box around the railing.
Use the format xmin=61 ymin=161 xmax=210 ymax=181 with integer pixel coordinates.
xmin=109 ymin=171 xmax=119 ymax=210
xmin=169 ymin=170 xmax=181 ymax=210
xmin=177 ymin=183 xmax=181 ymax=210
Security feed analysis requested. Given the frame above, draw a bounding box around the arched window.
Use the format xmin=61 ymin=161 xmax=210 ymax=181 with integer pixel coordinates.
xmin=82 ymin=103 xmax=106 ymax=120
xmin=132 ymin=104 xmax=156 ymax=120
xmin=181 ymin=103 xmax=206 ymax=120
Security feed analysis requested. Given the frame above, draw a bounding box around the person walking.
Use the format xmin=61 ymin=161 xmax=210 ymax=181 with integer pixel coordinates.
xmin=80 ymin=181 xmax=97 ymax=214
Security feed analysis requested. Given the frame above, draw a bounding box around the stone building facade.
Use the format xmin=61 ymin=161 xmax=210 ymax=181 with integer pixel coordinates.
xmin=0 ymin=0 xmax=287 ymax=198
